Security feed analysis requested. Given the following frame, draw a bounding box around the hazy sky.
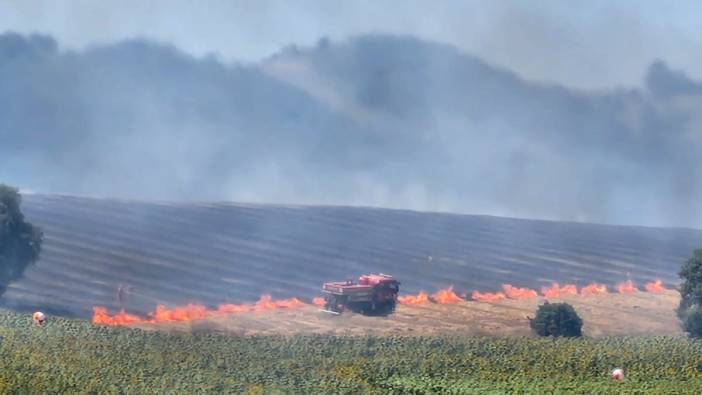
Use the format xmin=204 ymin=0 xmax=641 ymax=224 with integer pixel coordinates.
xmin=2 ymin=0 xmax=702 ymax=90
xmin=2 ymin=2 xmax=702 ymax=228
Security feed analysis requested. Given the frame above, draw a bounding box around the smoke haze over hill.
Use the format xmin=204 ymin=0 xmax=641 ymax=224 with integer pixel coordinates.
xmin=1 ymin=32 xmax=702 ymax=228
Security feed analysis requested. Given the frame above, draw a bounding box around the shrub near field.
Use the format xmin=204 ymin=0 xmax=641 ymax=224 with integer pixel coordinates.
xmin=0 ymin=310 xmax=701 ymax=394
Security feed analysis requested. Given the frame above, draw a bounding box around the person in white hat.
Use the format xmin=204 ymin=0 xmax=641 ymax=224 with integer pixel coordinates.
xmin=32 ymin=311 xmax=46 ymax=326
xmin=611 ymin=368 xmax=625 ymax=381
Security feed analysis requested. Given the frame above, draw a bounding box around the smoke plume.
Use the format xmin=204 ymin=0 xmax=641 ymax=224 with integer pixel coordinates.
xmin=2 ymin=32 xmax=702 ymax=227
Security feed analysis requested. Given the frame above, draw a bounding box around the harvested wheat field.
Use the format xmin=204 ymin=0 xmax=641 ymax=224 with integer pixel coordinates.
xmin=128 ymin=290 xmax=681 ymax=337
xmin=0 ymin=194 xmax=692 ymax=339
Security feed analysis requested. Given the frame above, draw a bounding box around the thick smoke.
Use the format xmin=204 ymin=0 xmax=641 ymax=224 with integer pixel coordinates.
xmin=1 ymin=32 xmax=701 ymax=228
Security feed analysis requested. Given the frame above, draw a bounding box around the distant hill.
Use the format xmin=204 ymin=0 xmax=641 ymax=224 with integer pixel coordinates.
xmin=1 ymin=194 xmax=700 ymax=318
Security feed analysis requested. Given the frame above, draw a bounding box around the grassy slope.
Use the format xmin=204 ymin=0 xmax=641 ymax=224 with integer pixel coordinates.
xmin=3 ymin=194 xmax=702 ymax=318
xmin=0 ymin=310 xmax=700 ymax=394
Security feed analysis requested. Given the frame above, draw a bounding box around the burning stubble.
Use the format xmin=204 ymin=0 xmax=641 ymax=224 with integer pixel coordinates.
xmin=92 ymin=279 xmax=669 ymax=326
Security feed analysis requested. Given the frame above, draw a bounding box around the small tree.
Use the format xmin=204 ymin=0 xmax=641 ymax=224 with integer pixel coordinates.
xmin=529 ymin=302 xmax=583 ymax=337
xmin=0 ymin=184 xmax=43 ymax=298
xmin=679 ymin=305 xmax=702 ymax=338
xmin=678 ymin=249 xmax=702 ymax=337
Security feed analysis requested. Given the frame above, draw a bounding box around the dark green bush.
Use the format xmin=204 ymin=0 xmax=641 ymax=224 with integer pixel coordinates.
xmin=0 ymin=184 xmax=43 ymax=298
xmin=529 ymin=302 xmax=583 ymax=337
xmin=678 ymin=249 xmax=702 ymax=338
xmin=679 ymin=305 xmax=702 ymax=339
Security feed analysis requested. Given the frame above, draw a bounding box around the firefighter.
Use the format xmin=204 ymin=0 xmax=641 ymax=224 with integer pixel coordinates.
xmin=116 ymin=284 xmax=135 ymax=308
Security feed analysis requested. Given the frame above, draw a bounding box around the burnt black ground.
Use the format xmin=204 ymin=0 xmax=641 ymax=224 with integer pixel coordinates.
xmin=2 ymin=194 xmax=700 ymax=318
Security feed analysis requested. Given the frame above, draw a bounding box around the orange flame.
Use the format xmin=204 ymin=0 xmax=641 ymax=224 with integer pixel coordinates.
xmin=644 ymin=279 xmax=665 ymax=294
xmin=501 ymin=284 xmax=538 ymax=300
xmin=541 ymin=283 xmax=577 ymax=298
xmin=398 ymin=291 xmax=429 ymax=306
xmin=471 ymin=290 xmax=506 ymax=303
xmin=92 ymin=307 xmax=147 ymax=326
xmin=311 ymin=297 xmax=326 ymax=307
xmin=616 ymin=280 xmax=638 ymax=294
xmin=152 ymin=303 xmax=213 ymax=322
xmin=217 ymin=302 xmax=252 ymax=314
xmin=432 ymin=286 xmax=463 ymax=304
xmin=580 ymin=283 xmax=608 ymax=296
xmin=93 ymin=294 xmax=304 ymax=326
